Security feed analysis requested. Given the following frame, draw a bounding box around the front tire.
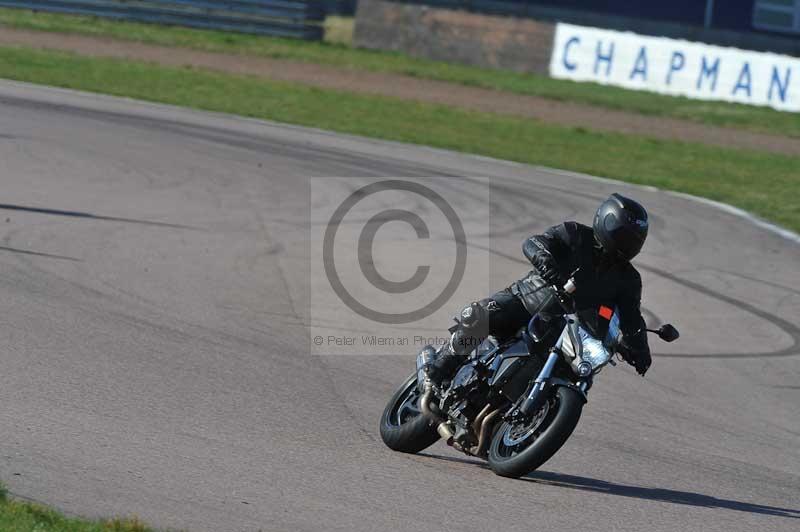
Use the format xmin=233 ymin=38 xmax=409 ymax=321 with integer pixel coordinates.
xmin=379 ymin=373 xmax=440 ymax=454
xmin=488 ymin=386 xmax=583 ymax=478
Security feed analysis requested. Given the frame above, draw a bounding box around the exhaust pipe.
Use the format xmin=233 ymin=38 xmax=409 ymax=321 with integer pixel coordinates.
xmin=419 ymin=383 xmax=444 ymax=423
xmin=420 ymin=382 xmax=455 ymax=444
xmin=436 ymin=423 xmax=454 ymax=441
xmin=471 ymin=403 xmax=492 ymax=434
xmin=474 ymin=409 xmax=501 ymax=457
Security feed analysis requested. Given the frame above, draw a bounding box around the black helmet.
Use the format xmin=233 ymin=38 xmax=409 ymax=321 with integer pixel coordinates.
xmin=593 ymin=193 xmax=649 ymax=261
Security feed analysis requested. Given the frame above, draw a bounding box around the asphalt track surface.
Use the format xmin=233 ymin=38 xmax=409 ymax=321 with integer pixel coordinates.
xmin=0 ymin=81 xmax=798 ymax=532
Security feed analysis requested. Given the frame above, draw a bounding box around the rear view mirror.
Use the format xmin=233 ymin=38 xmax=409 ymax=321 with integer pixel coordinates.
xmin=657 ymin=324 xmax=680 ymax=343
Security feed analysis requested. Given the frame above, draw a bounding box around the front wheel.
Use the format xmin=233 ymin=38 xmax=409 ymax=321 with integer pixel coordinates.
xmin=379 ymin=373 xmax=440 ymax=454
xmin=488 ymin=386 xmax=584 ymax=478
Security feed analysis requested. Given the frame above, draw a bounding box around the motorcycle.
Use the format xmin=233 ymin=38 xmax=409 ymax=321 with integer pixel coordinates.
xmin=379 ymin=275 xmax=680 ymax=478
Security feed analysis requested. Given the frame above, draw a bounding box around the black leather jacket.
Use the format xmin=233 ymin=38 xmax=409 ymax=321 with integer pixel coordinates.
xmin=517 ymin=221 xmax=651 ymax=363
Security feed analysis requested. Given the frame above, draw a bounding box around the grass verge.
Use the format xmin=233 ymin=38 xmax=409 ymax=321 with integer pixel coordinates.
xmin=0 ymin=45 xmax=797 ymax=233
xmin=0 ymin=484 xmax=151 ymax=531
xmin=0 ymin=8 xmax=798 ymax=138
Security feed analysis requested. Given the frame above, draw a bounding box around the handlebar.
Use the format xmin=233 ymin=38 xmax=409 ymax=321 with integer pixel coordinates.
xmin=551 ymin=276 xmax=578 ymax=314
xmin=563 ymin=277 xmax=577 ymax=295
xmin=556 ymin=274 xmax=680 ymax=344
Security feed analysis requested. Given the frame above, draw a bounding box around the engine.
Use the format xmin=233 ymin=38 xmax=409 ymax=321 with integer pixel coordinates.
xmin=440 ymin=361 xmax=491 ymax=446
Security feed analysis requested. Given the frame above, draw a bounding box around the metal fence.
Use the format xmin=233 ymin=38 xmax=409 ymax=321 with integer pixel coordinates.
xmin=322 ymin=0 xmax=355 ymax=15
xmin=0 ymin=0 xmax=326 ymax=39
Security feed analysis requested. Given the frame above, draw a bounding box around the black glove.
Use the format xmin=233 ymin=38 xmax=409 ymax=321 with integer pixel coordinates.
xmin=633 ymin=353 xmax=651 ymax=376
xmin=533 ymin=256 xmax=561 ymax=285
xmin=619 ymin=344 xmax=651 ymax=376
xmin=617 ymin=327 xmax=652 ymax=377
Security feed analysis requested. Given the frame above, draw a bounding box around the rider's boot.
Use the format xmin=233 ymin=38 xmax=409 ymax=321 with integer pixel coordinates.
xmin=418 ymin=302 xmax=485 ymax=387
xmin=418 ymin=332 xmax=470 ymax=387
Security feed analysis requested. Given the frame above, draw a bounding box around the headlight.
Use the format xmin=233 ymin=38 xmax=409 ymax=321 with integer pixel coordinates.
xmin=576 ymin=361 xmax=593 ymax=377
xmin=579 ymin=326 xmax=612 ymax=368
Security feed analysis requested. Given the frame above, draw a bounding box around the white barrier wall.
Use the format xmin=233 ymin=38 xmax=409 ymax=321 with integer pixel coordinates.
xmin=550 ymin=23 xmax=800 ymax=113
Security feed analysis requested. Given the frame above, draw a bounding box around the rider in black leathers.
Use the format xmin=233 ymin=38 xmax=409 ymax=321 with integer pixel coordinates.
xmin=424 ymin=193 xmax=652 ymax=384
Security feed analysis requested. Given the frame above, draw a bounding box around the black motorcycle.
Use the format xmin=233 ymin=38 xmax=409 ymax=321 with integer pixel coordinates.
xmin=379 ymin=276 xmax=680 ymax=478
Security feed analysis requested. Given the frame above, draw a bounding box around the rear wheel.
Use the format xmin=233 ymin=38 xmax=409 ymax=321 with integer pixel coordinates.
xmin=379 ymin=373 xmax=440 ymax=454
xmin=488 ymin=386 xmax=583 ymax=478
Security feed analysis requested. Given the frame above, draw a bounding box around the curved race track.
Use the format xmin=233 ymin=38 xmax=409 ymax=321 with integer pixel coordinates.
xmin=0 ymin=81 xmax=798 ymax=532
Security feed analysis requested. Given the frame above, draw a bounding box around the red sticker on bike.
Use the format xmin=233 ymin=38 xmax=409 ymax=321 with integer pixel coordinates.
xmin=598 ymin=306 xmax=613 ymax=320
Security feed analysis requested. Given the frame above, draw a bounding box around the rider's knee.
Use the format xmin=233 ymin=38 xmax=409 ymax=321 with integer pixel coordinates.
xmin=459 ymin=301 xmax=486 ymax=329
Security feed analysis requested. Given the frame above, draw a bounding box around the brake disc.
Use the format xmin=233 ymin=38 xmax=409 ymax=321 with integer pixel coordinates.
xmin=503 ymin=400 xmax=552 ymax=447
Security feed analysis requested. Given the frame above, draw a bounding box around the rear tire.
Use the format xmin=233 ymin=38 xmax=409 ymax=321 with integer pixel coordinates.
xmin=488 ymin=386 xmax=583 ymax=478
xmin=379 ymin=373 xmax=440 ymax=454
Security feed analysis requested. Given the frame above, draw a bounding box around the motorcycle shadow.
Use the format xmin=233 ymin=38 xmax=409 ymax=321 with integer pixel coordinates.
xmin=523 ymin=471 xmax=800 ymax=519
xmin=419 ymin=453 xmax=799 ymax=519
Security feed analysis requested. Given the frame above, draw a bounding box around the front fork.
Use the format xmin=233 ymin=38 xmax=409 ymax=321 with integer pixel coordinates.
xmin=518 ymin=350 xmax=560 ymax=416
xmin=517 ymin=350 xmax=590 ymax=417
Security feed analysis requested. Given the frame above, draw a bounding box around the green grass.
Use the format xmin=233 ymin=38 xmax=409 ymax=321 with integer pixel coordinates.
xmin=0 ymin=484 xmax=152 ymax=531
xmin=0 ymin=45 xmax=797 ymax=233
xmin=0 ymin=8 xmax=799 ymax=138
